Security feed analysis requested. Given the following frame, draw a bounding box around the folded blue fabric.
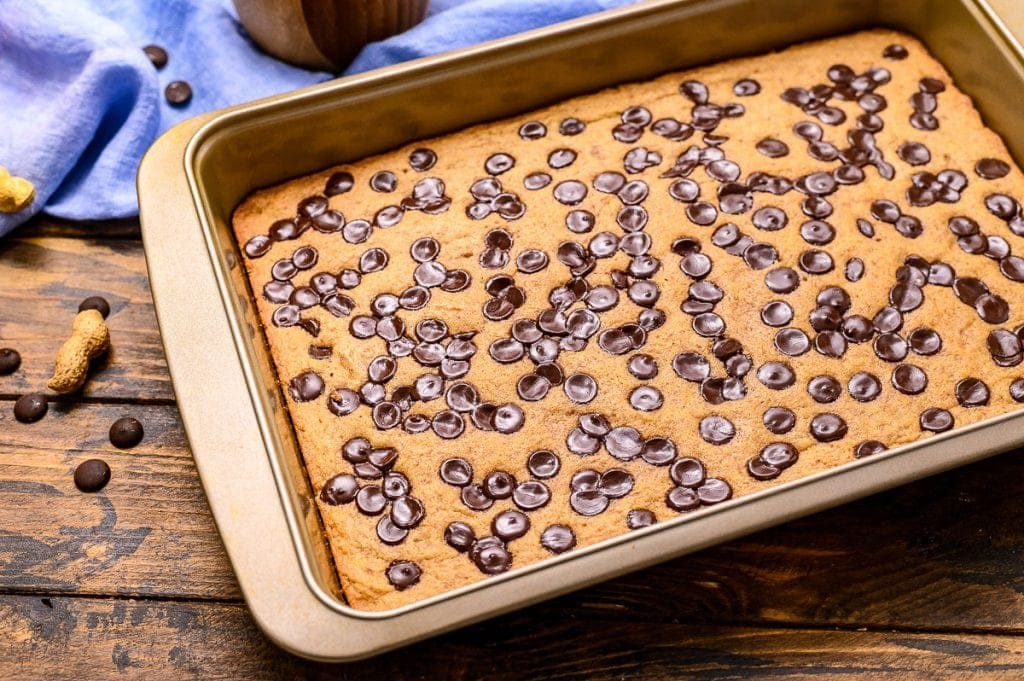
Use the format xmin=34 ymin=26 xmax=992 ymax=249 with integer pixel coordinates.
xmin=0 ymin=0 xmax=639 ymax=237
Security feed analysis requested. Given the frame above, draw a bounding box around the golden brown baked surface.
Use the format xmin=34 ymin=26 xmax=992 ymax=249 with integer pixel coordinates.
xmin=232 ymin=29 xmax=1024 ymax=610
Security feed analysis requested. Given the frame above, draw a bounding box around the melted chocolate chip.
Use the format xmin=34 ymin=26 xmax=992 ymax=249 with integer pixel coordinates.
xmin=807 ymin=375 xmax=842 ymax=403
xmin=540 ymin=524 xmax=576 ymax=554
xmin=976 ymin=158 xmax=1011 ymax=180
xmin=765 ymin=267 xmax=800 ymax=294
xmin=758 ymin=361 xmax=795 ymax=390
xmin=386 ymin=560 xmax=421 ymax=590
xmin=810 ymin=413 xmax=847 ymax=442
xmin=892 ymin=364 xmax=928 ymax=395
xmin=288 ymin=371 xmax=324 ymax=402
xmin=955 ymin=377 xmax=990 ymax=407
xmin=699 ymin=415 xmax=735 ymax=445
xmin=920 ymin=407 xmax=954 ymax=433
xmin=763 ymin=407 xmax=796 ymax=434
xmin=320 ymin=474 xmax=358 ymax=505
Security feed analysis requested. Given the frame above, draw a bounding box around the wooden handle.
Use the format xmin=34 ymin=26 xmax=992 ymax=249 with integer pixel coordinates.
xmin=233 ymin=0 xmax=430 ymax=71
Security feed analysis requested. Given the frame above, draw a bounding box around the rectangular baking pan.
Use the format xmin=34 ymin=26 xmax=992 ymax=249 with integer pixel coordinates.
xmin=138 ymin=0 xmax=1024 ymax=662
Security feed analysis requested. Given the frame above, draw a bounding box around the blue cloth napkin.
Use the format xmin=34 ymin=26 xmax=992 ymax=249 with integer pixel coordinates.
xmin=0 ymin=0 xmax=638 ymax=237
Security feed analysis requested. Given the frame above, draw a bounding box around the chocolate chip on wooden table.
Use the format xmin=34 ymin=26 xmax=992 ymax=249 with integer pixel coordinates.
xmin=14 ymin=393 xmax=47 ymax=423
xmin=0 ymin=347 xmax=21 ymax=375
xmin=79 ymin=296 xmax=111 ymax=318
xmin=74 ymin=459 xmax=111 ymax=493
xmin=109 ymin=417 xmax=144 ymax=449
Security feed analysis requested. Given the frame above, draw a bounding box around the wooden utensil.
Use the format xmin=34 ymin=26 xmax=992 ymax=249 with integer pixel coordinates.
xmin=233 ymin=0 xmax=430 ymax=71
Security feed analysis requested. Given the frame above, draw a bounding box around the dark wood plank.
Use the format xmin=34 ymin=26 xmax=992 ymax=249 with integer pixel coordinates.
xmin=14 ymin=215 xmax=141 ymax=240
xmin=4 ymin=390 xmax=1024 ymax=632
xmin=5 ymin=593 xmax=1024 ymax=679
xmin=0 ymin=235 xmax=172 ymax=401
xmin=0 ymin=401 xmax=237 ymax=600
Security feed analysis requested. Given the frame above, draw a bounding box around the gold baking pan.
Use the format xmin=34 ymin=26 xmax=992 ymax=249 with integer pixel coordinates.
xmin=138 ymin=0 xmax=1024 ymax=661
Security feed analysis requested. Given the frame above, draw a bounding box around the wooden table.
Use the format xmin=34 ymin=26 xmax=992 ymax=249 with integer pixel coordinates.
xmin=6 ymin=2 xmax=1024 ymax=672
xmin=3 ymin=216 xmax=1024 ymax=679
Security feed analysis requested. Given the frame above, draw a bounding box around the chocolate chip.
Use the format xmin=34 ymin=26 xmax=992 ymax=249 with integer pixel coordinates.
xmin=625 ymin=510 xmax=655 ymax=530
xmin=638 ymin=437 xmax=675 ymax=466
xmin=378 ymin=488 xmax=419 ymax=524
xmin=976 ymin=158 xmax=1010 ymax=180
xmin=0 ymin=348 xmax=21 ymax=375
xmin=699 ymin=415 xmax=735 ymax=445
xmin=686 ymin=202 xmax=718 ymax=225
xmin=527 ymin=450 xmax=560 ymax=479
xmin=353 ymin=485 xmax=386 ymax=515
xmin=513 ymin=480 xmax=551 ymax=510
xmin=540 ymin=525 xmax=576 ymax=554
xmin=1010 ymin=378 xmax=1024 ymax=402
xmin=775 ymin=328 xmax=810 ymax=356
xmin=810 ymin=413 xmax=847 ymax=442
xmin=763 ymin=407 xmax=796 ymax=434
xmin=599 ymin=468 xmax=634 ymax=499
xmin=563 ymin=373 xmax=598 ymax=404
xmin=457 ymin=483 xmax=493 ymax=512
xmin=955 ymin=377 xmax=990 ymax=407
xmin=165 ymin=80 xmax=192 ymax=106
xmin=920 ymin=407 xmax=954 ymax=433
xmin=552 ymin=180 xmax=588 ymax=206
xmin=570 ymin=489 xmax=609 ymax=516
xmin=692 ymin=313 xmax=725 ymax=337
xmin=376 ymin=517 xmax=409 ymax=545
xmin=489 ymin=510 xmax=530 ymax=542
xmin=976 ymin=293 xmax=1010 ymax=324
xmin=758 ymin=362 xmax=795 ymax=390
xmin=752 ymin=207 xmax=788 ymax=231
xmin=519 ymin=121 xmax=547 ymax=139
xmin=108 ymin=417 xmax=144 ymax=449
xmin=369 ymin=171 xmax=397 ymax=192
xmin=628 ymin=386 xmax=663 ymax=411
xmin=808 ymin=375 xmax=842 ymax=403
xmin=320 ymin=474 xmax=358 ymax=505
xmin=73 ymin=459 xmax=111 ymax=493
xmin=848 ymin=372 xmax=881 ymax=402
xmin=430 ymin=410 xmax=465 ymax=439
xmin=515 ymin=373 xmax=549 ymax=402
xmin=798 ymin=250 xmax=834 ymax=274
xmin=765 ymin=267 xmax=800 ymax=293
xmin=898 ymin=142 xmax=931 ymax=166
xmin=625 ymin=354 xmax=658 ymax=380
xmin=892 ymin=364 xmax=928 ymax=395
xmin=800 ymin=220 xmax=836 ymax=246
xmin=385 ymin=560 xmax=421 ymax=590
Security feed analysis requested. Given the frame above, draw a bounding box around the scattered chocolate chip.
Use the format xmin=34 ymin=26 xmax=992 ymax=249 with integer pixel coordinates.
xmin=79 ymin=296 xmax=111 ymax=318
xmin=74 ymin=459 xmax=111 ymax=493
xmin=142 ymin=44 xmax=168 ymax=68
xmin=0 ymin=348 xmax=21 ymax=375
xmin=165 ymin=80 xmax=192 ymax=106
xmin=14 ymin=393 xmax=47 ymax=423
xmin=109 ymin=417 xmax=144 ymax=449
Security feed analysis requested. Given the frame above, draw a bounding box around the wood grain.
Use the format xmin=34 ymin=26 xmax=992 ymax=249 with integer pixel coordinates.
xmin=0 ymin=235 xmax=172 ymax=401
xmin=5 ymin=593 xmax=1024 ymax=680
xmin=0 ymin=401 xmax=237 ymax=600
xmin=3 ymin=386 xmax=1024 ymax=632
